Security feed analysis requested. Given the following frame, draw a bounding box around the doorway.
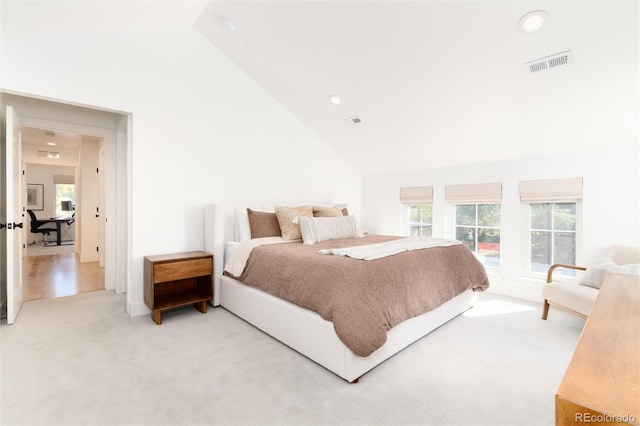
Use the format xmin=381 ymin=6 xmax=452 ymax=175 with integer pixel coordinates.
xmin=21 ymin=128 xmax=105 ymax=302
xmin=1 ymin=91 xmax=130 ymax=323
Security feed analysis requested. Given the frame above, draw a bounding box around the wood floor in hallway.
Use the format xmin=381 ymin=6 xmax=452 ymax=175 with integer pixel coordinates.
xmin=23 ymin=253 xmax=104 ymax=301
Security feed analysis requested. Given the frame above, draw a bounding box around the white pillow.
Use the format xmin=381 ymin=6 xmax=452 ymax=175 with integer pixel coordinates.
xmin=609 ymin=263 xmax=640 ymax=276
xmin=296 ymin=215 xmax=364 ymax=245
xmin=578 ymin=257 xmax=618 ymax=289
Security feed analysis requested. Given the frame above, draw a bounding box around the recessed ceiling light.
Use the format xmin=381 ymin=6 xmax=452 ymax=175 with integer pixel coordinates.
xmin=519 ymin=10 xmax=548 ymax=33
xmin=328 ymin=95 xmax=342 ymax=105
xmin=47 ymin=142 xmax=56 ymax=146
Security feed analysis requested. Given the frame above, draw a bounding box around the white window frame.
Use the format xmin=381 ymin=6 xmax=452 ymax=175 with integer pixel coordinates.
xmin=407 ymin=204 xmax=432 ymax=237
xmin=400 ymin=185 xmax=433 ymax=237
xmin=520 ymin=200 xmax=583 ymax=280
xmin=453 ymin=203 xmax=502 ymax=270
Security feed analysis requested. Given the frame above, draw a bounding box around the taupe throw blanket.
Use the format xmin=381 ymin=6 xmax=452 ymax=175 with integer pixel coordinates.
xmin=225 ymin=234 xmax=490 ymax=357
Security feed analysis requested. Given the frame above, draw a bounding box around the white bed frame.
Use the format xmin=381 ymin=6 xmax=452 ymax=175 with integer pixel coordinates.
xmin=204 ymin=204 xmax=476 ymax=382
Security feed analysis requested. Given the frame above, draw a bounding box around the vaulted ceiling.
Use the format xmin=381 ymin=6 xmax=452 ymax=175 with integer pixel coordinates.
xmin=195 ymin=1 xmax=638 ymax=175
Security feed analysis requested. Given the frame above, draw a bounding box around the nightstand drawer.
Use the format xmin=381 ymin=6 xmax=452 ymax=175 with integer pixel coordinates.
xmin=154 ymin=258 xmax=212 ymax=283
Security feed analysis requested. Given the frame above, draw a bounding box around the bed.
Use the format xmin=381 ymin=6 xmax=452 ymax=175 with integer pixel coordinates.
xmin=204 ymin=203 xmax=489 ymax=382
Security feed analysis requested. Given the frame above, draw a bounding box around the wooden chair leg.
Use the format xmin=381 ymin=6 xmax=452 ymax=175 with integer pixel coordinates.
xmin=541 ymin=300 xmax=550 ymax=320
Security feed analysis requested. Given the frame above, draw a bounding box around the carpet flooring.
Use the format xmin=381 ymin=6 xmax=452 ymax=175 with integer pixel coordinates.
xmin=0 ymin=290 xmax=584 ymax=425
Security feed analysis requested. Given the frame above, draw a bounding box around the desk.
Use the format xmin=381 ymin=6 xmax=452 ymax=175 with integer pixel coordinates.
xmin=44 ymin=217 xmax=74 ymax=246
xmin=555 ymin=272 xmax=639 ymax=425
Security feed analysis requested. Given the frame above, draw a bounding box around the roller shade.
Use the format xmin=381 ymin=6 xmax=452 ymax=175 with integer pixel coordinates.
xmin=400 ymin=186 xmax=433 ymax=204
xmin=445 ymin=182 xmax=502 ymax=204
xmin=519 ymin=177 xmax=583 ymax=202
xmin=53 ymin=174 xmax=75 ymax=184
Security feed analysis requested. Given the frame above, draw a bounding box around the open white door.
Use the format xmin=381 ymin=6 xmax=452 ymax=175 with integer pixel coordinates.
xmin=21 ymin=160 xmax=28 ymax=259
xmin=5 ymin=106 xmax=24 ymax=324
xmin=98 ymin=145 xmax=105 ymax=268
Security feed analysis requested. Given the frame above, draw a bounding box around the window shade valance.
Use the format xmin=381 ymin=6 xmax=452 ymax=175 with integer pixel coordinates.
xmin=445 ymin=182 xmax=502 ymax=204
xmin=53 ymin=174 xmax=75 ymax=184
xmin=519 ymin=177 xmax=583 ymax=202
xmin=400 ymin=186 xmax=433 ymax=204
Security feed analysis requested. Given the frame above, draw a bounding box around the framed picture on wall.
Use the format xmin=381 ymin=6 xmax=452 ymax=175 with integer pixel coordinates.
xmin=27 ymin=184 xmax=44 ymax=211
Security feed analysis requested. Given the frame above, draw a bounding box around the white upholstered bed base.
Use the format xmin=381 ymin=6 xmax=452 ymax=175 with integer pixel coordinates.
xmin=204 ymin=204 xmax=477 ymax=382
xmin=221 ymin=275 xmax=475 ymax=382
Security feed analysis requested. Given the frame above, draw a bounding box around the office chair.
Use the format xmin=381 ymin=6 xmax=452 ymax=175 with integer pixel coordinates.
xmin=27 ymin=209 xmax=57 ymax=246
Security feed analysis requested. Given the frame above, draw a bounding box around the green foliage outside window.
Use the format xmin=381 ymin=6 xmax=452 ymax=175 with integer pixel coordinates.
xmin=56 ymin=184 xmax=75 ymax=216
xmin=455 ymin=204 xmax=501 ymax=268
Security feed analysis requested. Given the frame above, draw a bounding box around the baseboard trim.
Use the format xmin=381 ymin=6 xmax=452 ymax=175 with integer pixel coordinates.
xmin=127 ymin=301 xmax=150 ymax=317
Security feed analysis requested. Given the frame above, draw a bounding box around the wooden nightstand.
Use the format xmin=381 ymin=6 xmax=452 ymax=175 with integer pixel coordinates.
xmin=143 ymin=251 xmax=213 ymax=324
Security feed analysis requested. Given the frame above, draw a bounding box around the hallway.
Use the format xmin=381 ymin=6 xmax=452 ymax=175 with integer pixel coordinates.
xmin=23 ymin=250 xmax=104 ymax=301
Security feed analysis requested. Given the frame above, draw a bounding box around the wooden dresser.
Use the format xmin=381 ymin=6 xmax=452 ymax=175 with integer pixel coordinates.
xmin=555 ymin=272 xmax=639 ymax=425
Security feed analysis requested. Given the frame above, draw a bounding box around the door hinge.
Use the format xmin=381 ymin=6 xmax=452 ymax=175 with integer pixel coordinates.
xmin=96 ymin=167 xmax=99 ymax=173
xmin=96 ymin=246 xmax=99 ymax=252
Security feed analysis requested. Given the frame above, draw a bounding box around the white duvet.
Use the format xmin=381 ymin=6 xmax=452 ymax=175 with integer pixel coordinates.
xmin=319 ymin=236 xmax=461 ymax=260
xmin=225 ymin=236 xmax=462 ymax=277
xmin=224 ymin=237 xmax=294 ymax=277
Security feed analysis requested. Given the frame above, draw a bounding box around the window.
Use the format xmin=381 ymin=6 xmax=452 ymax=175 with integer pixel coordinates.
xmin=400 ymin=186 xmax=433 ymax=237
xmin=455 ymin=204 xmax=500 ymax=268
xmin=519 ymin=177 xmax=582 ymax=277
xmin=408 ymin=204 xmax=432 ymax=237
xmin=445 ymin=182 xmax=502 ymax=268
xmin=55 ymin=183 xmax=75 ymax=217
xmin=529 ymin=202 xmax=577 ymax=276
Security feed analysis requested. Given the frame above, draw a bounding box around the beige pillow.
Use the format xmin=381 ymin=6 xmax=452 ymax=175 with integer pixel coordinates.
xmin=274 ymin=205 xmax=313 ymax=240
xmin=312 ymin=206 xmax=344 ymax=217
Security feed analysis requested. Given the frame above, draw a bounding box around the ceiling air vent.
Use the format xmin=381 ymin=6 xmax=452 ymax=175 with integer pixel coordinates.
xmin=342 ymin=115 xmax=362 ymax=126
xmin=525 ymin=50 xmax=572 ymax=74
xmin=38 ymin=150 xmax=49 ymax=157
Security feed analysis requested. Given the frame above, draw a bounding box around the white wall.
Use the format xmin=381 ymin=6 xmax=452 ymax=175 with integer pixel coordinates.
xmin=0 ymin=1 xmax=361 ymax=315
xmin=4 ymin=1 xmax=634 ymax=312
xmin=362 ymin=143 xmax=640 ymax=301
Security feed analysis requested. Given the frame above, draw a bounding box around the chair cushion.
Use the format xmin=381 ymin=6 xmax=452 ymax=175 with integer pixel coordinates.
xmin=543 ymin=283 xmax=598 ymax=317
xmin=610 ymin=263 xmax=640 ymax=276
